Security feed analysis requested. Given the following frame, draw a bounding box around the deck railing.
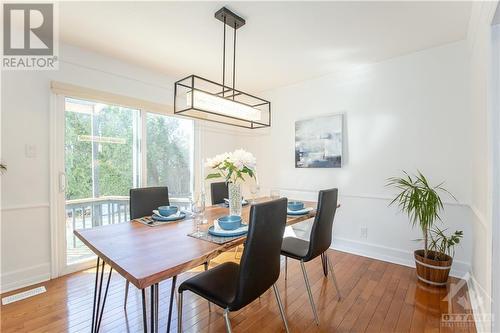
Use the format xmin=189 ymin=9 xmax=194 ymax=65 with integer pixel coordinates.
xmin=65 ymin=196 xmax=191 ymax=248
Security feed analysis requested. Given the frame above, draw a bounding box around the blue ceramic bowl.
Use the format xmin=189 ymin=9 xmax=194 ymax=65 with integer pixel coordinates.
xmin=158 ymin=205 xmax=178 ymax=217
xmin=218 ymin=215 xmax=242 ymax=230
xmin=288 ymin=201 xmax=305 ymax=211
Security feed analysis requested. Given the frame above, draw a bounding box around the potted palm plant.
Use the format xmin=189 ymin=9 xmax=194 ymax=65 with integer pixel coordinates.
xmin=387 ymin=171 xmax=463 ymax=286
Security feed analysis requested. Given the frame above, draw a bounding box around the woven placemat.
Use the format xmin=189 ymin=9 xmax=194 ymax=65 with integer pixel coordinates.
xmin=187 ymin=230 xmax=246 ymax=245
xmin=134 ymin=214 xmax=193 ymax=227
xmin=134 ymin=216 xmax=173 ymax=227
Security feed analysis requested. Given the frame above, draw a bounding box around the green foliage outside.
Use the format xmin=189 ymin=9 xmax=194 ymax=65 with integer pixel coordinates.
xmin=65 ymin=110 xmax=93 ymax=200
xmin=146 ymin=113 xmax=192 ymax=197
xmin=65 ymin=99 xmax=192 ymax=201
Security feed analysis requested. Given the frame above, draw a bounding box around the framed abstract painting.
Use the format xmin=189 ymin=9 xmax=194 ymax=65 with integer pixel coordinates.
xmin=295 ymin=114 xmax=343 ymax=168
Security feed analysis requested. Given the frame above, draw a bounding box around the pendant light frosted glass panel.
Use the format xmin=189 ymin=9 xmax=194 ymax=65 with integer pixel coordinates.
xmin=174 ymin=75 xmax=271 ymax=129
xmin=186 ymin=91 xmax=261 ymax=122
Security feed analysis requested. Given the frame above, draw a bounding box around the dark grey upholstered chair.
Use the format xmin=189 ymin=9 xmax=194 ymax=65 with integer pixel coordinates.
xmin=281 ymin=188 xmax=341 ymax=325
xmin=129 ymin=186 xmax=170 ymax=220
xmin=125 ymin=187 xmax=171 ymax=308
xmin=177 ymin=198 xmax=290 ymax=333
xmin=210 ymin=181 xmax=228 ymax=205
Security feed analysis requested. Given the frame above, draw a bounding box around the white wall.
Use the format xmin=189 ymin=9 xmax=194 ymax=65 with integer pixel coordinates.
xmin=467 ymin=1 xmax=500 ymax=332
xmin=466 ymin=2 xmax=499 ymax=332
xmin=493 ymin=22 xmax=500 ymax=333
xmin=238 ymin=41 xmax=473 ymax=278
xmin=0 ymin=44 xmax=240 ymax=292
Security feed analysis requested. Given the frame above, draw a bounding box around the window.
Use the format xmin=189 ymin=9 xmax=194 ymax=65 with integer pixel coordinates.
xmin=146 ymin=113 xmax=194 ymax=198
xmin=63 ymin=97 xmax=193 ymax=265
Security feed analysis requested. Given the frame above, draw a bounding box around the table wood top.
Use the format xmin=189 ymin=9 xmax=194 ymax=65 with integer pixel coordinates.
xmin=74 ymin=197 xmax=316 ymax=289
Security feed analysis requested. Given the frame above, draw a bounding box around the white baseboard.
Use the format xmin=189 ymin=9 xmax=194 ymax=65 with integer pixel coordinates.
xmin=1 ymin=263 xmax=51 ymax=293
xmin=331 ymin=237 xmax=470 ymax=278
xmin=466 ymin=273 xmax=492 ymax=333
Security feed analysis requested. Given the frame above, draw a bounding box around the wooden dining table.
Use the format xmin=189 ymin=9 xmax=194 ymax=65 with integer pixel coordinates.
xmin=74 ymin=197 xmax=317 ymax=333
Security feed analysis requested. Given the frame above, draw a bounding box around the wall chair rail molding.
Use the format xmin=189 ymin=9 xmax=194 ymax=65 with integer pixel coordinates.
xmin=1 ymin=202 xmax=50 ymax=211
xmin=277 ymin=187 xmax=470 ymax=207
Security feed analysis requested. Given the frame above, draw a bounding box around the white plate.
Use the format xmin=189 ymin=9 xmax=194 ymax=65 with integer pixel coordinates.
xmin=287 ymin=207 xmax=313 ymax=215
xmin=153 ymin=210 xmax=181 ymax=218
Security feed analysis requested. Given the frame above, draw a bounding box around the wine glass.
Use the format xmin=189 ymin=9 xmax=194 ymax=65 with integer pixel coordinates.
xmin=191 ymin=192 xmax=206 ymax=237
xmin=250 ymin=183 xmax=260 ymax=204
xmin=270 ymin=189 xmax=280 ymax=199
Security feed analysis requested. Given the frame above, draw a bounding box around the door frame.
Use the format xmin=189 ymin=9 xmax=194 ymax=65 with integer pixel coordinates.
xmin=491 ymin=21 xmax=500 ymax=333
xmin=50 ymin=94 xmax=99 ymax=277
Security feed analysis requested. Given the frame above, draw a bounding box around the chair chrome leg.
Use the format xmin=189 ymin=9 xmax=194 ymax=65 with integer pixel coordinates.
xmin=326 ymin=254 xmax=342 ymax=300
xmin=204 ymin=262 xmax=212 ymax=312
xmin=284 ymin=256 xmax=288 ymax=280
xmin=321 ymin=253 xmax=328 ymax=276
xmin=300 ymin=260 xmax=320 ymax=325
xmin=124 ymin=281 xmax=130 ymax=309
xmin=177 ymin=291 xmax=183 ymax=333
xmin=223 ymin=308 xmax=232 ymax=333
xmin=272 ymin=284 xmax=290 ymax=333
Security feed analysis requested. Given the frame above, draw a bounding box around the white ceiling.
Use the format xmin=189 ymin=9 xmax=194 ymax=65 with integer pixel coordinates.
xmin=60 ymin=1 xmax=472 ymax=93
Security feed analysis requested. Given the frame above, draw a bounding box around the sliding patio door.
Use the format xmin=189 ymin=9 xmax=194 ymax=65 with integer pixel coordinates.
xmin=53 ymin=94 xmax=194 ymax=275
xmin=64 ymin=97 xmax=141 ymax=266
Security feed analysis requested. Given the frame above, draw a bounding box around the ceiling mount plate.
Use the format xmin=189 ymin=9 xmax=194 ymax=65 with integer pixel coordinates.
xmin=215 ymin=7 xmax=246 ymax=29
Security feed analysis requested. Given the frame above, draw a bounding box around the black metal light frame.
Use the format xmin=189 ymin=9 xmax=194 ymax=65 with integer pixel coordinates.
xmin=174 ymin=75 xmax=271 ymax=129
xmin=173 ymin=7 xmax=271 ymax=129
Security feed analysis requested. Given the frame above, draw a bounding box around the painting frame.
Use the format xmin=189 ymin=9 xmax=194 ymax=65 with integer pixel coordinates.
xmin=294 ymin=113 xmax=344 ymax=168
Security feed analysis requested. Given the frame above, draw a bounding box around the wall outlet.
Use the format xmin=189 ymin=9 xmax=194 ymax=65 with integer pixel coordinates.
xmin=25 ymin=144 xmax=37 ymax=158
xmin=360 ymin=227 xmax=368 ymax=239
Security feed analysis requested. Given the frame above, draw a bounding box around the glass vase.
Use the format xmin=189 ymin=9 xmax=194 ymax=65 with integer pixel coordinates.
xmin=228 ymin=182 xmax=242 ymax=216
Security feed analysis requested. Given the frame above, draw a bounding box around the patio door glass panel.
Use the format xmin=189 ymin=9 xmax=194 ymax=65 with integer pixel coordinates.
xmin=146 ymin=112 xmax=194 ymax=209
xmin=64 ymin=97 xmax=140 ymax=265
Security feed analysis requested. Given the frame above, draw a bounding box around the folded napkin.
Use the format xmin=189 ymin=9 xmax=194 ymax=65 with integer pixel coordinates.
xmin=223 ymin=198 xmax=248 ymax=205
xmin=213 ymin=219 xmax=248 ymax=233
xmin=153 ymin=210 xmax=181 ymax=218
xmin=287 ymin=207 xmax=313 ymax=214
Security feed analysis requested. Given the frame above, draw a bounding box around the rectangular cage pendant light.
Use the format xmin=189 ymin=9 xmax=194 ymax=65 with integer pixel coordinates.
xmin=174 ymin=7 xmax=271 ymax=129
xmin=174 ymin=75 xmax=271 ymax=129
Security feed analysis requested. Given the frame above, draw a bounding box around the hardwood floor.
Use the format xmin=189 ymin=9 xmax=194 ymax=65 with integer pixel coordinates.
xmin=1 ymin=250 xmax=476 ymax=332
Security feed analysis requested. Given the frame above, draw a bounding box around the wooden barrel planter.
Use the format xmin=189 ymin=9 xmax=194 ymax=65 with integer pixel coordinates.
xmin=414 ymin=250 xmax=452 ymax=287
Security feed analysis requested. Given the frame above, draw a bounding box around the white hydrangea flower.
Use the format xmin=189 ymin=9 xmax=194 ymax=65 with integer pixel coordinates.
xmin=229 ymin=149 xmax=256 ymax=171
xmin=205 ymin=152 xmax=229 ymax=168
xmin=206 ymin=149 xmax=257 ymax=183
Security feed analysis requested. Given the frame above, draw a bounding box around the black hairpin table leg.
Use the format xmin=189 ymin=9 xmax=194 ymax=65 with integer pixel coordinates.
xmin=150 ymin=285 xmax=155 ymax=332
xmin=166 ymin=276 xmax=177 ymax=333
xmin=91 ymin=257 xmax=113 ymax=333
xmin=142 ymin=289 xmax=148 ymax=333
